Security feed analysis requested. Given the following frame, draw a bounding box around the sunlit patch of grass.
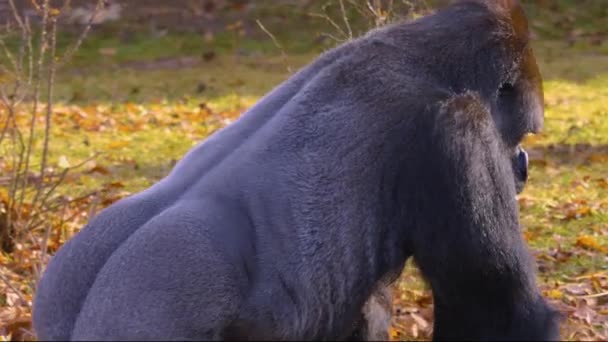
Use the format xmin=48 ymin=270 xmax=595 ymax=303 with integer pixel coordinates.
xmin=521 ymin=159 xmax=608 ymax=275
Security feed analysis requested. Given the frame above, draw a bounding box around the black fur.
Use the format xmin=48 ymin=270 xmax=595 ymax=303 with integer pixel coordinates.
xmin=33 ymin=0 xmax=559 ymax=340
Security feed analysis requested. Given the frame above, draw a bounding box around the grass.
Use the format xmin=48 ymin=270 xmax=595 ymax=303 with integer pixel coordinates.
xmin=53 ymin=53 xmax=314 ymax=104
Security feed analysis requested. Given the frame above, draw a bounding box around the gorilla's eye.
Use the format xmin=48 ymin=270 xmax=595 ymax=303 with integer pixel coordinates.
xmin=499 ymin=82 xmax=515 ymax=96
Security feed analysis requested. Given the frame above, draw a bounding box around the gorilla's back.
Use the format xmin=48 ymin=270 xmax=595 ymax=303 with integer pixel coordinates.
xmin=31 ymin=37 xmax=365 ymax=340
xmin=32 ymin=19 xmax=447 ymax=340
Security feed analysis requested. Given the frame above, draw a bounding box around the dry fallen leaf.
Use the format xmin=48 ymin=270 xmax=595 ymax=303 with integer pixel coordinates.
xmin=545 ymin=289 xmax=564 ymax=300
xmin=576 ymin=236 xmax=608 ymax=254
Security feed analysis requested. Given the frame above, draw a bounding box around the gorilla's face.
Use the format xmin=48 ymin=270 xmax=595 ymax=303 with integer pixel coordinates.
xmin=470 ymin=0 xmax=544 ymax=195
xmin=494 ymin=44 xmax=543 ymax=195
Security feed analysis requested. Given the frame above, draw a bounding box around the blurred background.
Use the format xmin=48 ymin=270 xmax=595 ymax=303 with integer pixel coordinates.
xmin=0 ymin=1 xmax=607 ymax=341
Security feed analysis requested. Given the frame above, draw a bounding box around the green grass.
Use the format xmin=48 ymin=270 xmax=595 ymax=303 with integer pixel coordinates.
xmin=53 ymin=53 xmax=316 ymax=104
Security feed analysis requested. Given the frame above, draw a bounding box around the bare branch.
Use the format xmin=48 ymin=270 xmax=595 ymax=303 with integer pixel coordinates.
xmin=26 ymin=190 xmax=98 ymax=231
xmin=307 ymin=11 xmax=348 ymax=42
xmin=26 ymin=17 xmax=33 ymax=86
xmin=34 ymin=16 xmax=58 ymax=211
xmin=8 ymin=0 xmax=26 ymax=32
xmin=0 ymin=272 xmax=29 ymax=307
xmin=35 ymin=221 xmax=53 ymax=284
xmin=57 ymin=0 xmax=105 ymax=68
xmin=0 ymin=0 xmax=99 ymax=284
xmin=87 ymin=190 xmax=101 ymax=220
xmin=256 ymin=19 xmax=292 ymax=73
xmin=0 ymin=37 xmax=20 ymax=76
xmin=338 ymin=0 xmax=353 ymax=40
xmin=60 ymin=0 xmax=73 ymax=13
xmin=20 ymin=0 xmax=51 ymax=217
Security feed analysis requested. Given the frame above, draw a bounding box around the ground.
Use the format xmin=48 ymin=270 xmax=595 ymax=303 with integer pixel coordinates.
xmin=0 ymin=3 xmax=607 ymax=341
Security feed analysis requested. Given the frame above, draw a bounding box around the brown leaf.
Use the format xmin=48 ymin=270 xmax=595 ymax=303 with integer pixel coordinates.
xmin=106 ymin=182 xmax=125 ymax=189
xmin=86 ymin=165 xmax=111 ymax=175
xmin=0 ymin=314 xmax=31 ymax=342
xmin=573 ymin=302 xmax=596 ymax=325
xmin=587 ymin=154 xmax=608 ymax=163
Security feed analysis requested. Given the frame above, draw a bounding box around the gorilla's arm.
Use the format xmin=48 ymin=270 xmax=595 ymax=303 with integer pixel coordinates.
xmin=408 ymin=92 xmax=559 ymax=340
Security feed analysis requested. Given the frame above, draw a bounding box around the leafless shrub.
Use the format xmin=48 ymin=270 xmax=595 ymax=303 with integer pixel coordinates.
xmin=0 ymin=0 xmax=104 ymax=311
xmin=310 ymin=0 xmax=435 ymax=43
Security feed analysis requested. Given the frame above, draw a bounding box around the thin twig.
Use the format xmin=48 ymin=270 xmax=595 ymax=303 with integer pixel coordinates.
xmin=575 ymin=291 xmax=608 ymax=299
xmin=255 ymin=19 xmax=292 ymax=73
xmin=22 ymin=148 xmax=98 ymax=230
xmin=87 ymin=190 xmax=101 ymax=220
xmin=35 ymin=221 xmax=53 ymax=284
xmin=60 ymin=0 xmax=73 ymax=13
xmin=29 ymin=197 xmax=93 ymax=240
xmin=29 ymin=0 xmax=43 ymax=13
xmin=0 ymin=87 xmax=13 ymax=145
xmin=8 ymin=0 xmax=26 ymax=32
xmin=33 ymin=16 xmax=58 ymax=214
xmin=26 ymin=16 xmax=33 ymax=87
xmin=18 ymin=0 xmax=50 ymax=219
xmin=0 ymin=272 xmax=29 ymax=307
xmin=566 ymin=272 xmax=608 ymax=281
xmin=0 ymin=37 xmax=20 ymax=77
xmin=338 ymin=0 xmax=353 ymax=40
xmin=13 ymin=6 xmax=33 ymax=106
xmin=18 ymin=328 xmax=37 ymax=341
xmin=317 ymin=31 xmax=348 ymax=44
xmin=308 ymin=12 xmax=349 ymax=41
xmin=36 ymin=168 xmax=68 ymax=217
xmin=26 ymin=190 xmax=98 ymax=230
xmin=7 ymin=106 xmax=26 ymax=238
xmin=57 ymin=0 xmax=105 ymax=69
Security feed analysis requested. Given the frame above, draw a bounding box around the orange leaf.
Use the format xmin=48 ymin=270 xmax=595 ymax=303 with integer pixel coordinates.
xmin=389 ymin=327 xmax=400 ymax=340
xmin=545 ymin=289 xmax=564 ymax=300
xmin=106 ymin=141 xmax=129 ymax=149
xmin=575 ymin=235 xmax=608 ymax=254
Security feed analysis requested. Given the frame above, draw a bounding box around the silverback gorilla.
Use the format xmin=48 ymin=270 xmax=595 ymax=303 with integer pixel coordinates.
xmin=33 ymin=0 xmax=560 ymax=340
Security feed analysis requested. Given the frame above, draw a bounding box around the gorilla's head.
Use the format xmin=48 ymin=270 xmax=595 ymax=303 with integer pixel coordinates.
xmin=386 ymin=0 xmax=543 ymax=194
xmin=446 ymin=0 xmax=543 ymax=194
xmin=482 ymin=0 xmax=543 ymax=194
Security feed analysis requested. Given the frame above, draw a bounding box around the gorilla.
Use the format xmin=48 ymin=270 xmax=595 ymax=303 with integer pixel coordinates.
xmin=33 ymin=0 xmax=560 ymax=340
